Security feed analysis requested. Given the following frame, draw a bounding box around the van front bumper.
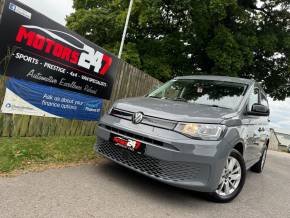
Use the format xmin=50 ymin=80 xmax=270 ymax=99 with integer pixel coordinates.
xmin=95 ymin=114 xmax=232 ymax=193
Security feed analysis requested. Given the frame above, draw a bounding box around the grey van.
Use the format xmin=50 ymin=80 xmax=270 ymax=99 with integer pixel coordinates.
xmin=95 ymin=76 xmax=270 ymax=202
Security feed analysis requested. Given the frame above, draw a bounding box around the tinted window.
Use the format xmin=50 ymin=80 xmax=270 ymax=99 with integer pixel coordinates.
xmin=248 ymin=88 xmax=259 ymax=111
xmin=148 ymin=79 xmax=248 ymax=110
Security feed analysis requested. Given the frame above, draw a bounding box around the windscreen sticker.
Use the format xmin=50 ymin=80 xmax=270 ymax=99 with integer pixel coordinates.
xmin=9 ymin=2 xmax=31 ymax=20
xmin=197 ymin=87 xmax=203 ymax=93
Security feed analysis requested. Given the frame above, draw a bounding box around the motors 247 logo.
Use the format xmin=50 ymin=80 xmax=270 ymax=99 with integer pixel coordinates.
xmin=15 ymin=25 xmax=113 ymax=76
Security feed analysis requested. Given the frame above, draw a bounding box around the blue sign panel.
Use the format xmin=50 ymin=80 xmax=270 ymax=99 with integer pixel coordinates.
xmin=1 ymin=78 xmax=103 ymax=121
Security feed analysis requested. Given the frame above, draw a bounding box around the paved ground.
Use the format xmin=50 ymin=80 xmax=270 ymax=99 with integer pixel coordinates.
xmin=0 ymin=150 xmax=290 ymax=218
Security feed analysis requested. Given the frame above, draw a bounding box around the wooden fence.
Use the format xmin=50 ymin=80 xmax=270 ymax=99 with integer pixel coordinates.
xmin=0 ymin=0 xmax=3 ymax=16
xmin=0 ymin=61 xmax=161 ymax=137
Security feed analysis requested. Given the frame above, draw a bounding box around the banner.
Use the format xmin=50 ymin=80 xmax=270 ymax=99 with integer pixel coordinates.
xmin=0 ymin=0 xmax=118 ymax=99
xmin=1 ymin=78 xmax=103 ymax=121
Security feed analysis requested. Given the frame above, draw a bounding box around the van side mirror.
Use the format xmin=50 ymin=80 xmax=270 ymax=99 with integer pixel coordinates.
xmin=248 ymin=103 xmax=270 ymax=116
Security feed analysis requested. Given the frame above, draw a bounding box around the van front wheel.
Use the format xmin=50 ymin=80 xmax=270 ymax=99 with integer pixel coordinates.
xmin=208 ymin=149 xmax=246 ymax=203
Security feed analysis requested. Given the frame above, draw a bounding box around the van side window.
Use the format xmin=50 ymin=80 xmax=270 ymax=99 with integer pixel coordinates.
xmin=261 ymin=93 xmax=269 ymax=109
xmin=248 ymin=88 xmax=259 ymax=111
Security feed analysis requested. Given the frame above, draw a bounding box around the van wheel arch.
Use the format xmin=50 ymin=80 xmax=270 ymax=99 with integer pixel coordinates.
xmin=233 ymin=142 xmax=244 ymax=156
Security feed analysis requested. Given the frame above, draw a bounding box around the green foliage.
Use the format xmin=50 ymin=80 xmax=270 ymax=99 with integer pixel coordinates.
xmin=67 ymin=0 xmax=290 ymax=100
xmin=206 ymin=25 xmax=244 ymax=76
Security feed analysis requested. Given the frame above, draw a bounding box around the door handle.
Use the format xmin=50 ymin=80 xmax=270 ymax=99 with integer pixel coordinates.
xmin=258 ymin=128 xmax=264 ymax=132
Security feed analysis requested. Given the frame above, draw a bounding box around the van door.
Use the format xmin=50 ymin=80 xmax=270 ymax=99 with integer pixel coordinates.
xmin=244 ymin=87 xmax=260 ymax=163
xmin=250 ymin=115 xmax=264 ymax=162
xmin=256 ymin=92 xmax=270 ymax=158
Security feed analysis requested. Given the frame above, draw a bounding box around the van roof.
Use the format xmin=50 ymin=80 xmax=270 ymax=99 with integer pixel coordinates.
xmin=174 ymin=75 xmax=255 ymax=85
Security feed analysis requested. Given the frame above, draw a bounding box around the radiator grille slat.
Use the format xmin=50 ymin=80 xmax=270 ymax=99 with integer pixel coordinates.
xmin=97 ymin=143 xmax=201 ymax=182
xmin=103 ymin=125 xmax=164 ymax=147
xmin=110 ymin=108 xmax=177 ymax=130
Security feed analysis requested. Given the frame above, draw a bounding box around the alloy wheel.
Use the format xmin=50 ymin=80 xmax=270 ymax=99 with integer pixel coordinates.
xmin=216 ymin=156 xmax=242 ymax=197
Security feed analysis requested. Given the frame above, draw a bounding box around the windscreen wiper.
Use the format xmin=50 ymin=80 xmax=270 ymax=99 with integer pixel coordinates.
xmin=148 ymin=96 xmax=162 ymax=99
xmin=209 ymin=105 xmax=231 ymax=109
xmin=172 ymin=97 xmax=188 ymax=102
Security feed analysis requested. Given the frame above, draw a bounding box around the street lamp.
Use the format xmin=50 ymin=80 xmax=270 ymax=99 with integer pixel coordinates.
xmin=118 ymin=0 xmax=134 ymax=59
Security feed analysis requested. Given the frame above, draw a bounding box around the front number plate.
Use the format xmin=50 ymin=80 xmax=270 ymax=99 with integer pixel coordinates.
xmin=111 ymin=135 xmax=145 ymax=154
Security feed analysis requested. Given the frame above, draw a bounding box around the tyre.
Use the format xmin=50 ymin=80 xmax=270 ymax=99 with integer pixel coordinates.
xmin=251 ymin=146 xmax=267 ymax=173
xmin=208 ymin=149 xmax=246 ymax=203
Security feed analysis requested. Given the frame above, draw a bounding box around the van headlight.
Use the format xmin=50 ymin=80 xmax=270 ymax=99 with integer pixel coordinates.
xmin=174 ymin=123 xmax=226 ymax=140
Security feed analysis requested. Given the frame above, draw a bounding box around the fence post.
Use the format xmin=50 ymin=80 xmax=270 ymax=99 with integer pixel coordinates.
xmin=0 ymin=0 xmax=4 ymax=20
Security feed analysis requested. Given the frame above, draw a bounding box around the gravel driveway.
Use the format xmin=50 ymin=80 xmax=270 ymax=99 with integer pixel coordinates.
xmin=0 ymin=150 xmax=289 ymax=218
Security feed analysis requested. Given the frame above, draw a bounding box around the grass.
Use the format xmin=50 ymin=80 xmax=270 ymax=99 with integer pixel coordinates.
xmin=0 ymin=136 xmax=100 ymax=174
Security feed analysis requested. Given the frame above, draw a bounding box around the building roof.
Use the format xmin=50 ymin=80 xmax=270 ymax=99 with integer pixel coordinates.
xmin=174 ymin=75 xmax=255 ymax=85
xmin=275 ymin=128 xmax=290 ymax=136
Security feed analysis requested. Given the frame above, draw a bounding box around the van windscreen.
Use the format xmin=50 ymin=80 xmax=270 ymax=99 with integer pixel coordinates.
xmin=148 ymin=79 xmax=248 ymax=110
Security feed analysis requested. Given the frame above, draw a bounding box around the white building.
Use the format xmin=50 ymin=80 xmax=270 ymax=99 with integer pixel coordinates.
xmin=269 ymin=128 xmax=290 ymax=151
xmin=275 ymin=128 xmax=290 ymax=147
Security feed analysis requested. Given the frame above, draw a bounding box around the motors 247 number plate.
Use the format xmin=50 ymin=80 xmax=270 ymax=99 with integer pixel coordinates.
xmin=111 ymin=135 xmax=145 ymax=154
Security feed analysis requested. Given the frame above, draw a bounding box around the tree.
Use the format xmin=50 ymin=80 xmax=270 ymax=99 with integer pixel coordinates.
xmin=67 ymin=0 xmax=290 ymax=100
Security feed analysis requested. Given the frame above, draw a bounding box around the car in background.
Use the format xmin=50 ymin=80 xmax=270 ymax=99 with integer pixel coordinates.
xmin=95 ymin=76 xmax=270 ymax=203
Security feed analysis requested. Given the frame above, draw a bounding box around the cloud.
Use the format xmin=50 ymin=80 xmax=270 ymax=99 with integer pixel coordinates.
xmin=268 ymin=98 xmax=290 ymax=130
xmin=18 ymin=0 xmax=74 ymax=25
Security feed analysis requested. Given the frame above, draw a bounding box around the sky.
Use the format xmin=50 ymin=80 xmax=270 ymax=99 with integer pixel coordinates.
xmin=269 ymin=98 xmax=290 ymax=130
xmin=17 ymin=0 xmax=290 ymax=131
xmin=18 ymin=0 xmax=74 ymax=25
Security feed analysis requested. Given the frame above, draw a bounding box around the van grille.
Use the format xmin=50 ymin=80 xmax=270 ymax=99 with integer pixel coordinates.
xmin=103 ymin=125 xmax=164 ymax=147
xmin=97 ymin=143 xmax=201 ymax=182
xmin=110 ymin=108 xmax=177 ymax=130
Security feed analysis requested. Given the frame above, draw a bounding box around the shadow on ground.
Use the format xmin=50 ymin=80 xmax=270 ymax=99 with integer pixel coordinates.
xmin=94 ymin=160 xmax=210 ymax=204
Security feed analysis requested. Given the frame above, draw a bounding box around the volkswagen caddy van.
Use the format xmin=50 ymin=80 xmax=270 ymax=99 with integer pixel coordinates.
xmin=95 ymin=76 xmax=270 ymax=202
